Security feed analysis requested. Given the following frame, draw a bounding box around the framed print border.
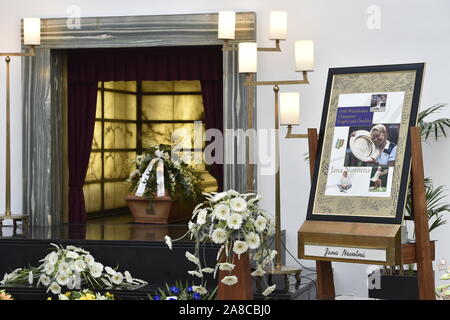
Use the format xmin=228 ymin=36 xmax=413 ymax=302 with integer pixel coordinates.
xmin=306 ymin=63 xmax=425 ymax=224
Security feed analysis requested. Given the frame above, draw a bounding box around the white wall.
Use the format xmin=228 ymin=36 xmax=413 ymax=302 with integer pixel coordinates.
xmin=1 ymin=0 xmax=450 ymax=297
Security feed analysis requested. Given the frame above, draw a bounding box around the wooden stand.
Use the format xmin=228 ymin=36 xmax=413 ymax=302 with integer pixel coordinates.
xmin=217 ymin=252 xmax=253 ymax=300
xmin=302 ymin=127 xmax=435 ymax=300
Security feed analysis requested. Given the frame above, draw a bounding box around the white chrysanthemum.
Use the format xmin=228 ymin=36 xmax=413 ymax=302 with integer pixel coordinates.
xmin=233 ymin=240 xmax=249 ymax=255
xmin=229 ymin=197 xmax=247 ymax=212
xmin=188 ymin=270 xmax=203 ymax=278
xmin=188 ymin=221 xmax=195 ymax=230
xmin=247 ymin=195 xmax=262 ymax=206
xmin=227 ymin=190 xmax=240 ymax=197
xmin=211 ymin=192 xmax=227 ymax=203
xmin=105 ymin=266 xmax=115 ymax=275
xmin=111 ymin=272 xmax=124 ymax=285
xmin=185 ymin=251 xmax=200 ymax=265
xmin=58 ymin=261 xmax=70 ymax=273
xmin=192 ymin=285 xmax=208 ymax=295
xmin=213 ymin=204 xmax=230 ymax=220
xmin=73 ymin=259 xmax=86 ymax=273
xmin=251 ymin=266 xmax=266 ymax=277
xmin=28 ymin=271 xmax=33 ymax=285
xmin=44 ymin=263 xmax=55 ymax=275
xmin=211 ymin=228 xmax=227 ymax=244
xmin=201 ymin=268 xmax=215 ymax=274
xmin=221 ymin=275 xmax=238 ymax=286
xmin=196 ymin=209 xmax=208 ymax=225
xmin=246 ymin=232 xmax=261 ymax=249
xmin=90 ymin=263 xmax=103 ymax=278
xmin=218 ymin=262 xmax=235 ymax=271
xmin=56 ymin=272 xmax=70 ymax=286
xmin=124 ymin=271 xmax=133 ymax=283
xmin=227 ymin=213 xmax=243 ymax=230
xmin=48 ymin=252 xmax=59 ymax=265
xmin=164 ymin=235 xmax=173 ymax=250
xmin=39 ymin=274 xmax=51 ymax=287
xmin=255 ymin=216 xmax=267 ymax=232
xmin=48 ymin=282 xmax=61 ymax=295
xmin=84 ymin=254 xmax=95 ymax=266
xmin=66 ymin=245 xmax=79 ymax=252
xmin=262 ymin=284 xmax=276 ymax=296
xmin=66 ymin=251 xmax=79 ymax=259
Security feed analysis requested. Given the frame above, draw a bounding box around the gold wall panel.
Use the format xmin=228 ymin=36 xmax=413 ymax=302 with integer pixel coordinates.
xmin=142 ymin=80 xmax=173 ymax=92
xmin=104 ymin=182 xmax=128 ymax=209
xmin=174 ymin=95 xmax=204 ymax=120
xmin=142 ymin=95 xmax=174 ymax=120
xmin=83 ymin=183 xmax=102 ymax=212
xmin=173 ymin=80 xmax=201 ymax=92
xmin=142 ymin=123 xmax=173 ymax=148
xmin=104 ymin=122 xmax=136 ymax=149
xmin=104 ymin=92 xmax=136 ymax=120
xmin=86 ymin=151 xmax=102 ymax=181
xmin=104 ymin=151 xmax=136 ymax=179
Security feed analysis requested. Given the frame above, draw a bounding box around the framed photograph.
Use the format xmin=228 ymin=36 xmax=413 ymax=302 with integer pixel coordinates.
xmin=307 ymin=63 xmax=424 ymax=224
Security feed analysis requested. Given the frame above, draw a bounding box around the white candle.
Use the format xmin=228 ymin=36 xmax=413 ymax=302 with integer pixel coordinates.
xmin=269 ymin=11 xmax=287 ymax=40
xmin=24 ymin=18 xmax=41 ymax=45
xmin=218 ymin=11 xmax=236 ymax=40
xmin=280 ymin=92 xmax=300 ymax=126
xmin=238 ymin=42 xmax=257 ymax=73
xmin=295 ymin=40 xmax=314 ymax=71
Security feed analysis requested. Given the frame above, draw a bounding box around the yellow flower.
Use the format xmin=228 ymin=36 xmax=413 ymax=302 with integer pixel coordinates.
xmin=65 ymin=292 xmax=71 ymax=297
xmin=47 ymin=297 xmax=52 ymax=300
xmin=105 ymin=292 xmax=114 ymax=299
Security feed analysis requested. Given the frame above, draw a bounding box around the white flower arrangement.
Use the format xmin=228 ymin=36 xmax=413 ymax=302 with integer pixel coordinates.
xmin=0 ymin=244 xmax=147 ymax=294
xmin=165 ymin=190 xmax=277 ymax=296
xmin=126 ymin=144 xmax=203 ymax=202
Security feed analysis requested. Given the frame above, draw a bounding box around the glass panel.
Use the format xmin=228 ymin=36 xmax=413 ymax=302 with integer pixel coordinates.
xmin=174 ymin=80 xmax=201 ymax=92
xmin=142 ymin=95 xmax=174 ymax=121
xmin=96 ymin=91 xmax=102 ymax=118
xmin=104 ymin=152 xmax=136 ymax=179
xmin=83 ymin=183 xmax=102 ymax=213
xmin=142 ymin=81 xmax=173 ymax=92
xmin=104 ymin=122 xmax=136 ymax=149
xmin=86 ymin=151 xmax=102 ymax=181
xmin=92 ymin=121 xmax=102 ymax=150
xmin=142 ymin=123 xmax=173 ymax=148
xmin=174 ymin=95 xmax=204 ymax=120
xmin=104 ymin=81 xmax=137 ymax=92
xmin=104 ymin=92 xmax=136 ymax=120
xmin=104 ymin=182 xmax=128 ymax=209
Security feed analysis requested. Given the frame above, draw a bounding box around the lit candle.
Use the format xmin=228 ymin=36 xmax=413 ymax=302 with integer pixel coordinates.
xmin=218 ymin=11 xmax=236 ymax=40
xmin=24 ymin=18 xmax=41 ymax=45
xmin=269 ymin=11 xmax=287 ymax=40
xmin=280 ymin=92 xmax=300 ymax=126
xmin=295 ymin=40 xmax=314 ymax=71
xmin=238 ymin=42 xmax=257 ymax=73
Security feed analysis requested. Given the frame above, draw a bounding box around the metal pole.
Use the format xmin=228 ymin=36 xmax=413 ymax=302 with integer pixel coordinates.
xmin=5 ymin=56 xmax=11 ymax=217
xmin=273 ymin=85 xmax=281 ymax=270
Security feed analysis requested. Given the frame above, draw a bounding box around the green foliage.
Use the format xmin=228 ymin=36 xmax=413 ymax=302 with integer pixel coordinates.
xmin=418 ymin=104 xmax=450 ymax=141
xmin=405 ymin=178 xmax=450 ymax=233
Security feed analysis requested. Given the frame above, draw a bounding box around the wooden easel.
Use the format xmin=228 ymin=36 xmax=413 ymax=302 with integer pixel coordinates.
xmin=305 ymin=127 xmax=435 ymax=300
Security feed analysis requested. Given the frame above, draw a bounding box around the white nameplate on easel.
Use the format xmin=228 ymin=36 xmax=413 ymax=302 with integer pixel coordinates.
xmin=304 ymin=244 xmax=387 ymax=262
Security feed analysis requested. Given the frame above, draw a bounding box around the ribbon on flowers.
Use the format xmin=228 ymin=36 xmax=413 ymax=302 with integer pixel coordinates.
xmin=135 ymin=150 xmax=165 ymax=197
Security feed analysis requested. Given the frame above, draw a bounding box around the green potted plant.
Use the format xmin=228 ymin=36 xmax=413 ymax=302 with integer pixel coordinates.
xmin=369 ymin=104 xmax=450 ymax=300
xmin=125 ymin=144 xmax=204 ymax=224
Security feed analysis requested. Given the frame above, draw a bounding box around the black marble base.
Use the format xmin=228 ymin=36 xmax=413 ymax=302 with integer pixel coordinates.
xmin=0 ymin=222 xmax=309 ymax=300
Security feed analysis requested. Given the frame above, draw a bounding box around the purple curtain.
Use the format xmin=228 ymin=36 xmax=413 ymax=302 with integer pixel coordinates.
xmin=201 ymin=80 xmax=223 ymax=191
xmin=67 ymin=46 xmax=223 ymax=223
xmin=68 ymin=82 xmax=98 ymax=224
